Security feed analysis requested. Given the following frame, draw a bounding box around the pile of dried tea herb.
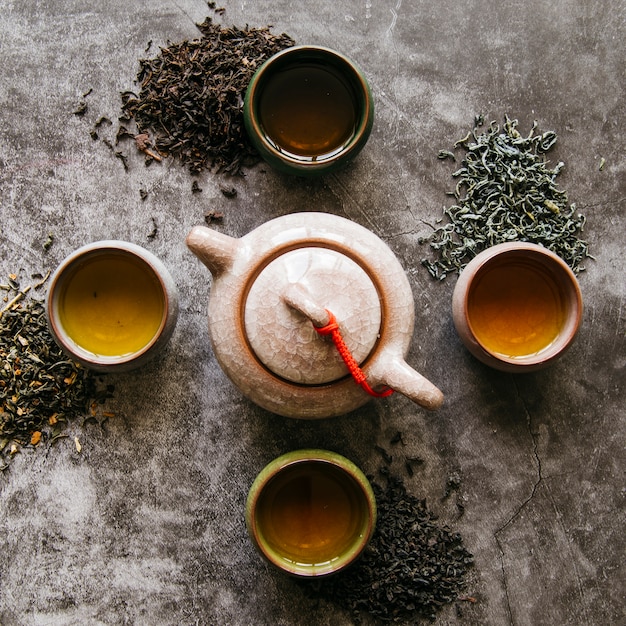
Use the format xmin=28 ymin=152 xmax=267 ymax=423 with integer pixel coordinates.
xmin=0 ymin=275 xmax=104 ymax=468
xmin=119 ymin=17 xmax=295 ymax=174
xmin=302 ymin=472 xmax=474 ymax=623
xmin=421 ymin=115 xmax=591 ymax=279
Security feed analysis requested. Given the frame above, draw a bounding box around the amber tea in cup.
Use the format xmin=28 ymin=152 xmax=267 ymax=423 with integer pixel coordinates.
xmin=452 ymin=242 xmax=583 ymax=372
xmin=47 ymin=241 xmax=178 ymax=371
xmin=468 ymin=260 xmax=566 ymax=357
xmin=244 ymin=46 xmax=374 ymax=176
xmin=258 ymin=63 xmax=357 ymax=159
xmin=246 ymin=450 xmax=376 ymax=577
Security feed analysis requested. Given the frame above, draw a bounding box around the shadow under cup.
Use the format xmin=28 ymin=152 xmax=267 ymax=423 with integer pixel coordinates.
xmin=46 ymin=241 xmax=178 ymax=372
xmin=243 ymin=46 xmax=374 ymax=176
xmin=246 ymin=450 xmax=377 ymax=577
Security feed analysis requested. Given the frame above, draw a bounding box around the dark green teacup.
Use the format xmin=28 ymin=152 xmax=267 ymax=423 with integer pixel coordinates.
xmin=246 ymin=449 xmax=377 ymax=577
xmin=243 ymin=46 xmax=374 ymax=176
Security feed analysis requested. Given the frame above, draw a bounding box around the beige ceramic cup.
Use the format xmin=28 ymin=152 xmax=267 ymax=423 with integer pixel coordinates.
xmin=246 ymin=449 xmax=376 ymax=577
xmin=452 ymin=242 xmax=583 ymax=372
xmin=46 ymin=241 xmax=179 ymax=372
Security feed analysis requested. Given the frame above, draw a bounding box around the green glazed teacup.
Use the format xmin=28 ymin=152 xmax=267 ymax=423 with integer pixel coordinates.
xmin=243 ymin=46 xmax=374 ymax=176
xmin=246 ymin=449 xmax=377 ymax=577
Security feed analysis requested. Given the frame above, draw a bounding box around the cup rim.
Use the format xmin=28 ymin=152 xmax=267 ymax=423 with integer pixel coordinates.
xmin=243 ymin=45 xmax=374 ymax=173
xmin=246 ymin=449 xmax=377 ymax=577
xmin=460 ymin=242 xmax=583 ymax=368
xmin=46 ymin=240 xmax=172 ymax=369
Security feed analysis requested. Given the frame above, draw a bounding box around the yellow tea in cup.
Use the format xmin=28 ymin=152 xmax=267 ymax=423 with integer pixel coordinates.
xmin=47 ymin=241 xmax=178 ymax=371
xmin=57 ymin=251 xmax=165 ymax=356
xmin=246 ymin=450 xmax=376 ymax=577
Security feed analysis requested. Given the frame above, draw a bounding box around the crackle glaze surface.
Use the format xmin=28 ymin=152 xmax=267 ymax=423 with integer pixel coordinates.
xmin=245 ymin=247 xmax=381 ymax=384
xmin=187 ymin=212 xmax=442 ymax=417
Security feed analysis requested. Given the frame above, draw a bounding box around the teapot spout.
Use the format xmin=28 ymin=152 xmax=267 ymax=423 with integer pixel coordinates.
xmin=367 ymin=357 xmax=444 ymax=411
xmin=186 ymin=225 xmax=238 ymax=276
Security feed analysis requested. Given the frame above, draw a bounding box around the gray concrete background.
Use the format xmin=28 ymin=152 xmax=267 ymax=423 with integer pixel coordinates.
xmin=0 ymin=0 xmax=624 ymax=624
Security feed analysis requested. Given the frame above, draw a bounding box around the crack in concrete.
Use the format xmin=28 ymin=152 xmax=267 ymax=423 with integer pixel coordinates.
xmin=543 ymin=476 xmax=592 ymax=626
xmin=493 ymin=378 xmax=543 ymax=625
xmin=493 ymin=379 xmax=593 ymax=625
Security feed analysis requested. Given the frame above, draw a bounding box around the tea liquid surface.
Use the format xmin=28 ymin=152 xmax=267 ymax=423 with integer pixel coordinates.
xmin=257 ymin=463 xmax=364 ymax=566
xmin=58 ymin=253 xmax=165 ymax=356
xmin=259 ymin=63 xmax=357 ymax=159
xmin=467 ymin=260 xmax=566 ymax=358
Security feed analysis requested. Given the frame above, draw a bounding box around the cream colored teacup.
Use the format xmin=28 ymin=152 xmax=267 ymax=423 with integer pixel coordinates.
xmin=452 ymin=242 xmax=583 ymax=372
xmin=46 ymin=241 xmax=178 ymax=372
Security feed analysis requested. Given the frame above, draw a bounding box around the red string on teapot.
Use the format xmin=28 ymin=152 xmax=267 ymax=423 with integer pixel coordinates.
xmin=313 ymin=309 xmax=393 ymax=398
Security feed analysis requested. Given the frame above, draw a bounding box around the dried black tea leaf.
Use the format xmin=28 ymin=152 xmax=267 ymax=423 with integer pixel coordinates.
xmin=95 ymin=116 xmax=112 ymax=128
xmin=147 ymin=217 xmax=158 ymax=239
xmin=220 ymin=185 xmax=237 ymax=198
xmin=301 ymin=473 xmax=474 ymax=622
xmin=120 ymin=17 xmax=295 ymax=175
xmin=204 ymin=209 xmax=224 ymax=224
xmin=73 ymin=101 xmax=88 ymax=116
xmin=114 ymin=150 xmax=129 ymax=171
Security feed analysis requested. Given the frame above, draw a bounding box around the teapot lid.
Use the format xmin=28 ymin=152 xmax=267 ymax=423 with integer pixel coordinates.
xmin=244 ymin=246 xmax=381 ymax=384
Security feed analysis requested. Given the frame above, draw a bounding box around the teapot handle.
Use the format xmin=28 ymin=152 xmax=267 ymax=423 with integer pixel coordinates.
xmin=186 ymin=225 xmax=239 ymax=276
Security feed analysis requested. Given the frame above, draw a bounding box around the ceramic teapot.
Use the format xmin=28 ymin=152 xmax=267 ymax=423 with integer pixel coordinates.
xmin=186 ymin=212 xmax=443 ymax=418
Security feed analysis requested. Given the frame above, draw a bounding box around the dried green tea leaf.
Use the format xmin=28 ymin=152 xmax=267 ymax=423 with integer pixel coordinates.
xmin=421 ymin=115 xmax=591 ymax=279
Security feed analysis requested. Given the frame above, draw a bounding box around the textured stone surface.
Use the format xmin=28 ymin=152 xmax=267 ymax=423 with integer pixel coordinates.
xmin=0 ymin=0 xmax=624 ymax=625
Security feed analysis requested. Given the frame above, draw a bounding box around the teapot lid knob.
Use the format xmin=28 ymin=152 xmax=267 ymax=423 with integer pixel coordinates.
xmin=244 ymin=247 xmax=381 ymax=385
